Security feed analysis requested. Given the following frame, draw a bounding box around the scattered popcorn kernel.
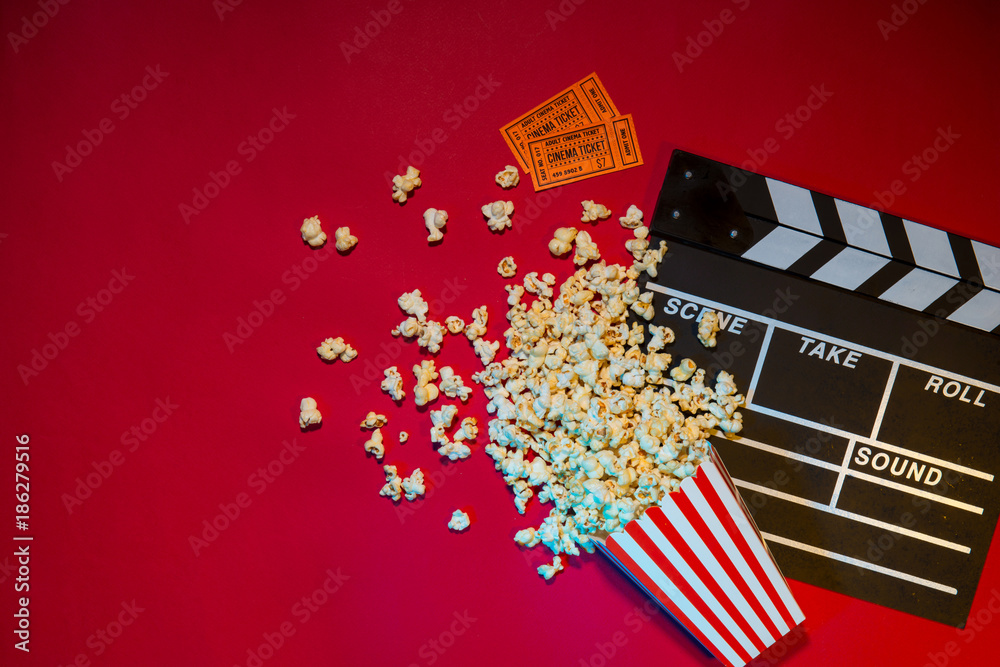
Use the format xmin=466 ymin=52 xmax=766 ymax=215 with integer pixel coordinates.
xmin=392 ymin=165 xmax=421 ymax=203
xmin=401 ymin=468 xmax=426 ymax=501
xmin=698 ymin=310 xmax=720 ymax=348
xmin=334 ymin=226 xmax=358 ymax=252
xmin=339 ymin=344 xmax=358 ymax=362
xmin=573 ymin=230 xmax=600 ymax=265
xmin=413 ymin=360 xmax=440 ymax=406
xmin=379 ymin=465 xmax=402 ymax=502
xmin=317 ymin=337 xmax=347 ymax=361
xmin=438 ymin=439 xmax=472 ymax=460
xmin=548 ymin=227 xmax=578 ymax=256
xmin=474 ymin=338 xmax=500 ymax=365
xmin=670 ymin=358 xmax=697 ymax=382
xmin=424 ymin=208 xmax=448 ymax=243
xmin=625 ymin=226 xmax=649 ymax=259
xmin=417 ymin=319 xmax=446 ymax=354
xmin=360 ymin=411 xmax=388 ymax=429
xmin=495 ymin=165 xmax=520 ymax=189
xmin=580 ymin=200 xmax=611 ymax=222
xmin=430 ymin=404 xmax=459 ymax=431
xmin=439 ymin=366 xmax=472 ymax=401
xmin=482 ymin=200 xmax=515 ymax=232
xmin=300 ymin=216 xmax=327 ymax=248
xmin=381 ymin=366 xmax=406 ymax=401
xmin=445 ymin=316 xmax=466 ymax=335
xmin=538 ymin=555 xmax=564 ymax=580
xmin=399 ymin=431 xmax=409 ymax=443
xmin=514 ymin=527 xmax=541 ymax=547
xmin=634 ymin=240 xmax=668 ymax=277
xmin=465 ymin=306 xmax=489 ymax=341
xmin=398 ymin=289 xmax=429 ymax=322
xmin=497 ymin=256 xmax=517 ymax=278
xmin=298 ymin=397 xmax=322 ymax=429
xmin=364 ymin=428 xmax=385 ymax=460
xmin=619 ymin=204 xmax=643 ymax=229
xmin=448 ymin=509 xmax=471 ymax=531
xmin=454 ymin=416 xmax=478 ymax=442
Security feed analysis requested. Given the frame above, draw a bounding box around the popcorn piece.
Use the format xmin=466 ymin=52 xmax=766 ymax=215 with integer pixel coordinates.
xmin=445 ymin=316 xmax=466 ymax=335
xmin=398 ymin=289 xmax=429 ymax=322
xmin=670 ymin=358 xmax=697 ymax=382
xmin=580 ymin=200 xmax=611 ymax=222
xmin=454 ymin=416 xmax=478 ymax=441
xmin=448 ymin=509 xmax=471 ymax=531
xmin=317 ymin=337 xmax=347 ymax=361
xmin=548 ymin=227 xmax=578 ymax=256
xmin=300 ymin=216 xmax=327 ymax=248
xmin=413 ymin=360 xmax=440 ymax=406
xmin=697 ymin=310 xmax=720 ymax=348
xmin=439 ymin=366 xmax=472 ymax=401
xmin=423 ymin=208 xmax=448 ymax=243
xmin=298 ymin=397 xmax=322 ymax=429
xmin=523 ymin=272 xmax=556 ymax=298
xmin=401 ymin=468 xmax=426 ymax=501
xmin=399 ymin=431 xmax=409 ymax=443
xmin=572 ymin=230 xmax=600 ymax=265
xmin=646 ymin=325 xmax=675 ymax=353
xmin=438 ymin=440 xmax=472 ymax=461
xmin=634 ymin=240 xmax=668 ymax=277
xmin=619 ymin=204 xmax=644 ymax=229
xmin=495 ymin=165 xmax=520 ymax=189
xmin=417 ymin=319 xmax=446 ymax=354
xmin=497 ymin=256 xmax=518 ymax=278
xmin=473 ymin=338 xmax=500 ymax=365
xmin=514 ymin=527 xmax=541 ymax=547
xmin=379 ymin=465 xmax=402 ymax=502
xmin=394 ymin=316 xmax=422 ymax=338
xmin=538 ymin=555 xmax=564 ymax=580
xmin=430 ymin=404 xmax=459 ymax=431
xmin=364 ymin=428 xmax=385 ymax=460
xmin=624 ymin=226 xmax=649 ymax=259
xmin=392 ymin=165 xmax=421 ymax=203
xmin=381 ymin=366 xmax=406 ymax=401
xmin=339 ymin=345 xmax=358 ymax=362
xmin=465 ymin=306 xmax=489 ymax=341
xmin=360 ymin=411 xmax=388 ymax=429
xmin=482 ymin=200 xmax=515 ymax=232
xmin=334 ymin=226 xmax=358 ymax=252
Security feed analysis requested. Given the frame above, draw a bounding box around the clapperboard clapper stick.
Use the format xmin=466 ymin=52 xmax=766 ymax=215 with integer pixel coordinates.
xmin=633 ymin=149 xmax=1000 ymax=628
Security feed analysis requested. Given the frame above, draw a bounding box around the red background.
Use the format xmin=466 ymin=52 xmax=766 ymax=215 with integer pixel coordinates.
xmin=2 ymin=0 xmax=999 ymax=665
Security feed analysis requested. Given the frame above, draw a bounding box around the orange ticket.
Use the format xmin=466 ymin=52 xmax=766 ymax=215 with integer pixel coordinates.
xmin=525 ymin=115 xmax=642 ymax=191
xmin=500 ymin=73 xmax=619 ymax=172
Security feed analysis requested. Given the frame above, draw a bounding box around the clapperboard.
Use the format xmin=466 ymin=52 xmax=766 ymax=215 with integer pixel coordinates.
xmin=641 ymin=149 xmax=1000 ymax=627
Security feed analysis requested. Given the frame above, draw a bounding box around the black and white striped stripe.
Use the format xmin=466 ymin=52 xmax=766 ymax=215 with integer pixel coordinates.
xmin=733 ymin=175 xmax=1000 ymax=334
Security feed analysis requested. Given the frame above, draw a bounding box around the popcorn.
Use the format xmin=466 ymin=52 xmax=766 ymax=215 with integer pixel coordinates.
xmin=438 ymin=440 xmax=472 ymax=460
xmin=495 ymin=165 xmax=520 ymax=189
xmin=413 ymin=360 xmax=440 ymax=406
xmin=697 ymin=310 xmax=720 ymax=348
xmin=298 ymin=397 xmax=322 ymax=429
xmin=417 ymin=319 xmax=446 ymax=354
xmin=624 ymin=226 xmax=649 ymax=259
xmin=334 ymin=226 xmax=358 ymax=252
xmin=363 ymin=428 xmax=385 ymax=460
xmin=465 ymin=306 xmax=489 ymax=341
xmin=580 ymin=200 xmax=611 ymax=222
xmin=548 ymin=227 xmax=577 ymax=256
xmin=445 ymin=316 xmax=466 ymax=335
xmin=381 ymin=366 xmax=406 ymax=401
xmin=537 ymin=555 xmax=564 ymax=580
xmin=497 ymin=256 xmax=517 ymax=278
xmin=670 ymin=358 xmax=697 ymax=382
xmin=360 ymin=411 xmax=387 ymax=429
xmin=317 ymin=337 xmax=357 ymax=362
xmin=379 ymin=465 xmax=402 ymax=501
xmin=399 ymin=431 xmax=409 ymax=443
xmin=401 ymin=468 xmax=426 ymax=501
xmin=439 ymin=366 xmax=472 ymax=401
xmin=572 ymin=230 xmax=600 ymax=265
xmin=424 ymin=208 xmax=448 ymax=243
xmin=392 ymin=165 xmax=421 ymax=203
xmin=634 ymin=240 xmax=668 ymax=277
xmin=300 ymin=216 xmax=327 ymax=247
xmin=448 ymin=509 xmax=471 ymax=531
xmin=430 ymin=404 xmax=458 ymax=431
xmin=619 ymin=204 xmax=643 ymax=229
xmin=453 ymin=416 xmax=478 ymax=442
xmin=473 ymin=338 xmax=499 ymax=365
xmin=482 ymin=200 xmax=515 ymax=232
xmin=398 ymin=289 xmax=429 ymax=322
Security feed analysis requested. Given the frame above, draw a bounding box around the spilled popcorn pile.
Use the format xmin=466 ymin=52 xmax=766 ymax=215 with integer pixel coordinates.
xmin=300 ymin=166 xmax=746 ymax=580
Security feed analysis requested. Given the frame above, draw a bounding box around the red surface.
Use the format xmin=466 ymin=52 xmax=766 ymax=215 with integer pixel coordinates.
xmin=2 ymin=1 xmax=999 ymax=665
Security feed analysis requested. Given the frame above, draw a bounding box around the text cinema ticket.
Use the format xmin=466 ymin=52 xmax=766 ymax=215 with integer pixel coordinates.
xmin=500 ymin=73 xmax=619 ymax=172
xmin=526 ymin=115 xmax=643 ymax=191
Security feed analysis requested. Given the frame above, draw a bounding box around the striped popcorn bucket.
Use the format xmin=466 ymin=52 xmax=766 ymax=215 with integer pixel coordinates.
xmin=596 ymin=447 xmax=805 ymax=666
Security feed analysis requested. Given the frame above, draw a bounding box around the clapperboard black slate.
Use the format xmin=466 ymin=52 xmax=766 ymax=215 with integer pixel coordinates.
xmin=641 ymin=150 xmax=1000 ymax=627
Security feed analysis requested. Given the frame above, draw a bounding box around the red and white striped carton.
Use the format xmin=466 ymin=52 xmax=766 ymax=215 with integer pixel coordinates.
xmin=595 ymin=447 xmax=805 ymax=667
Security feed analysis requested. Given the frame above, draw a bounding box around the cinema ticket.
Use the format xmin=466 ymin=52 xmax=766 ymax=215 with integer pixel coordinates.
xmin=525 ymin=115 xmax=643 ymax=191
xmin=500 ymin=73 xmax=619 ymax=172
